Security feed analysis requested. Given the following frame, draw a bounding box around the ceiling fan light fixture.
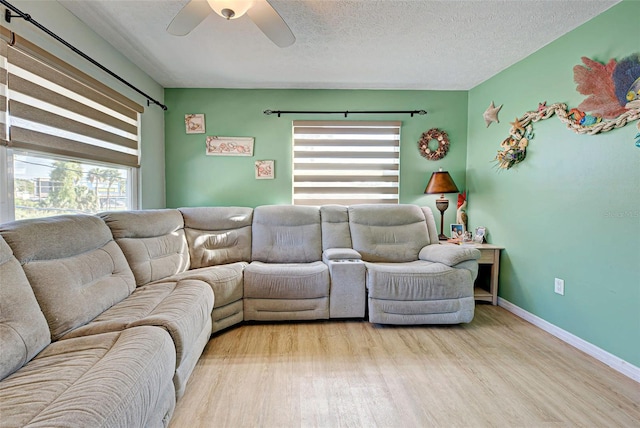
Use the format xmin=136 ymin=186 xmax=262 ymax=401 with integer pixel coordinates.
xmin=207 ymin=0 xmax=253 ymax=20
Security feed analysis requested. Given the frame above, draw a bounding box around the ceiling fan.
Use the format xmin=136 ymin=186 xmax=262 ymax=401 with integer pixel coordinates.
xmin=167 ymin=0 xmax=295 ymax=48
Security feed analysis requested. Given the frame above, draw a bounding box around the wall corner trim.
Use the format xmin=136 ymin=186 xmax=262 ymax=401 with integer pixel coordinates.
xmin=498 ymin=298 xmax=640 ymax=383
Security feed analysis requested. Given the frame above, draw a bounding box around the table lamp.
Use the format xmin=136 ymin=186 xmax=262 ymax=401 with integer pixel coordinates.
xmin=424 ymin=168 xmax=459 ymax=240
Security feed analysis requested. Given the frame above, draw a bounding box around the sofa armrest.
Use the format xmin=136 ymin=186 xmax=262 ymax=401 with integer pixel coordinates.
xmin=419 ymin=244 xmax=480 ymax=266
xmin=323 ymin=248 xmax=362 ymax=262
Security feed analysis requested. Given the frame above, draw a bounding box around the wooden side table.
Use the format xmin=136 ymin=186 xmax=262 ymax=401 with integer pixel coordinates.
xmin=473 ymin=243 xmax=503 ymax=305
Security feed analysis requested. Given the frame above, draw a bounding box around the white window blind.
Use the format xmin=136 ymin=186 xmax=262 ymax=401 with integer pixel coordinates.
xmin=0 ymin=27 xmax=142 ymax=167
xmin=293 ymin=121 xmax=401 ymax=205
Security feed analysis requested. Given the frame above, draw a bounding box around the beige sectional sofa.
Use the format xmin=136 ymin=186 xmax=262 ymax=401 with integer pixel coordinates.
xmin=0 ymin=204 xmax=480 ymax=427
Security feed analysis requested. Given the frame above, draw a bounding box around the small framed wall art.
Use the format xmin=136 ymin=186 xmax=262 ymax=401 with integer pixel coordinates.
xmin=206 ymin=136 xmax=254 ymax=156
xmin=185 ymin=114 xmax=205 ymax=134
xmin=255 ymin=160 xmax=275 ymax=179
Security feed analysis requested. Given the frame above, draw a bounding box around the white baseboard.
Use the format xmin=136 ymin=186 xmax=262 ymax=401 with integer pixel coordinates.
xmin=498 ymin=297 xmax=640 ymax=383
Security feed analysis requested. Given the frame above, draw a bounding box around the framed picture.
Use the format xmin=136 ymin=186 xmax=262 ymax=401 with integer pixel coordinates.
xmin=255 ymin=160 xmax=274 ymax=179
xmin=185 ymin=114 xmax=205 ymax=134
xmin=450 ymin=223 xmax=464 ymax=239
xmin=206 ymin=136 xmax=254 ymax=156
xmin=474 ymin=226 xmax=486 ymax=243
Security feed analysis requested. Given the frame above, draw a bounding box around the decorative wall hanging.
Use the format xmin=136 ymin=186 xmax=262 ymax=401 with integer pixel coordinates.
xmin=255 ymin=160 xmax=274 ymax=179
xmin=494 ymin=54 xmax=640 ymax=170
xmin=483 ymin=101 xmax=502 ymax=127
xmin=418 ymin=128 xmax=450 ymax=161
xmin=185 ymin=114 xmax=205 ymax=134
xmin=206 ymin=136 xmax=254 ymax=156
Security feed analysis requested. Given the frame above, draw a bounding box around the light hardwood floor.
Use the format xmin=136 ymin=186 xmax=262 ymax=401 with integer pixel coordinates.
xmin=170 ymin=305 xmax=640 ymax=427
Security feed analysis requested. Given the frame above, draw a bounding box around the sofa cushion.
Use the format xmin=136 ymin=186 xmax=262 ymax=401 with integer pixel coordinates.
xmin=348 ymin=204 xmax=431 ymax=262
xmin=179 ymin=206 xmax=253 ymax=269
xmin=0 ymin=236 xmax=50 ymax=381
xmin=0 ymin=215 xmax=136 ymax=341
xmin=0 ymin=326 xmax=176 ymax=427
xmin=100 ymin=209 xmax=190 ymax=286
xmin=167 ymin=263 xmax=246 ymax=308
xmin=60 ymin=279 xmax=214 ymax=371
xmin=365 ymin=261 xmax=474 ymax=300
xmin=251 ymin=205 xmax=322 ymax=263
xmin=244 ymin=261 xmax=330 ymax=299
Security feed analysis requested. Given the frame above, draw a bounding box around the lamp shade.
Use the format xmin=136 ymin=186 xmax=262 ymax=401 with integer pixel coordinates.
xmin=424 ymin=170 xmax=459 ymax=195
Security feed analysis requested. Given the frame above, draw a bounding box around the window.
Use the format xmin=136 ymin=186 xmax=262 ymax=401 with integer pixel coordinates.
xmin=292 ymin=121 xmax=401 ymax=205
xmin=0 ymin=26 xmax=143 ymax=222
xmin=12 ymin=152 xmax=134 ymax=220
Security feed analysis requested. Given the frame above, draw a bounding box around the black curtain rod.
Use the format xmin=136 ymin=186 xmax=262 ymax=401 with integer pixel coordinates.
xmin=264 ymin=109 xmax=427 ymax=118
xmin=1 ymin=0 xmax=168 ymax=111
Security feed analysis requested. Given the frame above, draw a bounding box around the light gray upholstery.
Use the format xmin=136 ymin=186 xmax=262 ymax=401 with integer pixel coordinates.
xmin=0 ymin=236 xmax=50 ymax=381
xmin=165 ymin=263 xmax=246 ymax=333
xmin=0 ymin=215 xmax=136 ymax=341
xmin=179 ymin=206 xmax=252 ymax=332
xmin=348 ymin=204 xmax=431 ymax=262
xmin=324 ymin=257 xmax=366 ymax=318
xmin=320 ymin=205 xmax=366 ymax=318
xmin=102 ymin=208 xmax=245 ymax=334
xmin=244 ymin=261 xmax=329 ymax=299
xmin=244 ymin=205 xmax=330 ymax=320
xmin=100 ymin=210 xmax=190 ymax=286
xmin=179 ymin=206 xmax=252 ymax=268
xmin=244 ymin=261 xmax=330 ymax=320
xmin=348 ymin=205 xmax=479 ymax=325
xmin=320 ymin=205 xmax=352 ymax=249
xmin=0 ymin=327 xmax=176 ymax=428
xmin=1 ymin=214 xmax=213 ymax=400
xmin=59 ymin=278 xmax=213 ymax=397
xmin=251 ymin=205 xmax=322 ymax=263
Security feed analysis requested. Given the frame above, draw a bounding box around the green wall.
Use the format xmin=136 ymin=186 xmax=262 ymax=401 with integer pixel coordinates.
xmin=164 ymin=89 xmax=468 ymax=229
xmin=467 ymin=1 xmax=639 ymax=366
xmin=7 ymin=1 xmax=166 ymax=209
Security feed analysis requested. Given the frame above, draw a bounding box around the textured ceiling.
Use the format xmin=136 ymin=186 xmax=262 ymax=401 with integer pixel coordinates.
xmin=57 ymin=0 xmax=619 ymax=90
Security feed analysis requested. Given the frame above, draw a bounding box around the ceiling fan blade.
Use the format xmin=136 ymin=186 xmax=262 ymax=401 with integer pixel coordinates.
xmin=167 ymin=0 xmax=212 ymax=36
xmin=247 ymin=0 xmax=295 ymax=48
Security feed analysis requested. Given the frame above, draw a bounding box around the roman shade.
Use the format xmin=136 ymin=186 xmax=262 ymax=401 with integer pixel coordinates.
xmin=0 ymin=26 xmax=143 ymax=167
xmin=293 ymin=121 xmax=401 ymax=205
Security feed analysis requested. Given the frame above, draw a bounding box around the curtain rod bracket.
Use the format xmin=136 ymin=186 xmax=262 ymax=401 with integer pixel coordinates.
xmin=4 ymin=8 xmax=27 ymax=23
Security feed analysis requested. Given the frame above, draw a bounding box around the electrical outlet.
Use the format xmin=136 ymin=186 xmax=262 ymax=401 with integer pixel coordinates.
xmin=554 ymin=278 xmax=565 ymax=295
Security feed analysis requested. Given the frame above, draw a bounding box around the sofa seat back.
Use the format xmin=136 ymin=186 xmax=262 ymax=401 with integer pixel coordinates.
xmin=0 ymin=236 xmax=51 ymax=381
xmin=320 ymin=205 xmax=352 ymax=250
xmin=100 ymin=209 xmax=190 ymax=286
xmin=251 ymin=205 xmax=322 ymax=263
xmin=348 ymin=204 xmax=437 ymax=262
xmin=0 ymin=215 xmax=136 ymax=341
xmin=179 ymin=206 xmax=253 ymax=268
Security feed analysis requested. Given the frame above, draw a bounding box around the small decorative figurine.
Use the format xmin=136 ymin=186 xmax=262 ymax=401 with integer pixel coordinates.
xmin=456 ymin=192 xmax=467 ymax=231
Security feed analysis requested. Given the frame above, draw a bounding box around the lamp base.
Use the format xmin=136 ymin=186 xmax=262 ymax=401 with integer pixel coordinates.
xmin=435 ymin=197 xmax=449 ymax=241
